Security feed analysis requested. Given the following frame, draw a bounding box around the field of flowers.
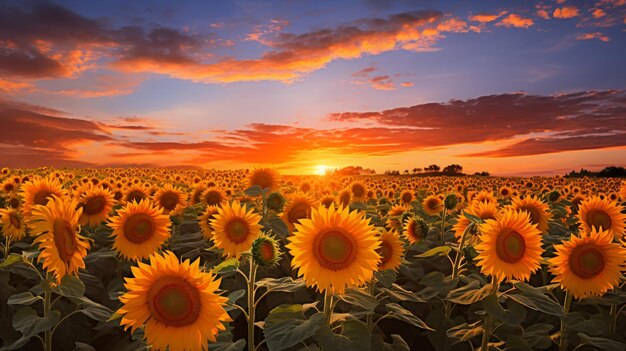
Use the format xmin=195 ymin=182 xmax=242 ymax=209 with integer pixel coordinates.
xmin=0 ymin=167 xmax=625 ymax=351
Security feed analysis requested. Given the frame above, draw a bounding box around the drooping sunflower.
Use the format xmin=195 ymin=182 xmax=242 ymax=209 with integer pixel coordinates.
xmin=385 ymin=204 xmax=408 ymax=230
xmin=475 ymin=209 xmax=544 ymax=283
xmin=287 ymin=204 xmax=380 ymax=294
xmin=511 ymin=195 xmax=552 ymax=235
xmin=403 ymin=217 xmax=428 ymax=245
xmin=117 ymin=251 xmax=230 ymax=351
xmin=29 ymin=196 xmax=90 ymax=281
xmin=201 ymin=187 xmax=226 ymax=207
xmin=577 ymin=196 xmax=625 ymax=241
xmin=20 ymin=176 xmax=66 ymax=217
xmin=248 ymin=167 xmax=281 ymax=192
xmin=78 ymin=185 xmax=115 ymax=227
xmin=154 ymin=184 xmax=188 ymax=215
xmin=549 ymin=227 xmax=626 ymax=299
xmin=199 ymin=205 xmax=220 ymax=240
xmin=211 ymin=200 xmax=262 ymax=258
xmin=108 ymin=199 xmax=171 ymax=261
xmin=422 ymin=195 xmax=443 ymax=216
xmin=453 ymin=201 xmax=499 ymax=240
xmin=281 ymin=192 xmax=316 ymax=232
xmin=377 ymin=230 xmax=404 ymax=271
xmin=0 ymin=207 xmax=27 ymax=240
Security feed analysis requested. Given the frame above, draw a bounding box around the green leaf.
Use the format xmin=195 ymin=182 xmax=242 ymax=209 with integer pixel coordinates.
xmin=268 ymin=217 xmax=290 ymax=237
xmin=255 ymin=277 xmax=305 ymax=293
xmin=523 ymin=323 xmax=553 ymax=349
xmin=227 ymin=289 xmax=246 ymax=305
xmin=482 ymin=293 xmax=526 ymax=326
xmin=54 ymin=275 xmax=86 ymax=298
xmin=446 ymin=281 xmax=491 ymax=305
xmin=385 ymin=303 xmax=434 ymax=331
xmin=339 ymin=288 xmax=378 ymax=313
xmin=12 ymin=306 xmax=60 ymax=339
xmin=508 ymin=282 xmax=564 ymax=317
xmin=263 ymin=305 xmax=324 ymax=351
xmin=7 ymin=292 xmax=43 ymax=306
xmin=446 ymin=321 xmax=483 ymax=343
xmin=244 ymin=185 xmax=263 ymax=196
xmin=578 ymin=333 xmax=626 ymax=351
xmin=463 ymin=211 xmax=484 ymax=224
xmin=212 ymin=258 xmax=240 ymax=274
xmin=415 ymin=246 xmax=451 ymax=258
xmin=212 ymin=339 xmax=246 ymax=351
xmin=371 ymin=334 xmax=410 ymax=351
xmin=0 ymin=254 xmax=23 ymax=269
xmin=374 ymin=270 xmax=397 ymax=288
xmin=381 ymin=283 xmax=426 ymax=303
xmin=315 ymin=317 xmax=370 ymax=351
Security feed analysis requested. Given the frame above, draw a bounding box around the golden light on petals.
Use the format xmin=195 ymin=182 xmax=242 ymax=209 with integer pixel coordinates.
xmin=20 ymin=176 xmax=65 ymax=218
xmin=0 ymin=208 xmax=27 ymax=240
xmin=78 ymin=184 xmax=115 ymax=227
xmin=577 ymin=196 xmax=625 ymax=241
xmin=377 ymin=230 xmax=404 ymax=271
xmin=248 ymin=167 xmax=281 ymax=192
xmin=211 ymin=200 xmax=262 ymax=258
xmin=511 ymin=195 xmax=552 ymax=234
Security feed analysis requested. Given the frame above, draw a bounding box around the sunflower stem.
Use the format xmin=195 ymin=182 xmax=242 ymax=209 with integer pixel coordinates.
xmin=609 ymin=304 xmax=617 ymax=336
xmin=480 ymin=279 xmax=499 ymax=351
xmin=247 ymin=259 xmax=258 ymax=351
xmin=43 ymin=275 xmax=52 ymax=351
xmin=440 ymin=209 xmax=447 ymax=240
xmin=559 ymin=291 xmax=573 ymax=351
xmin=445 ymin=223 xmax=473 ymax=318
xmin=323 ymin=290 xmax=333 ymax=327
xmin=366 ymin=279 xmax=376 ymax=331
xmin=3 ymin=236 xmax=11 ymax=258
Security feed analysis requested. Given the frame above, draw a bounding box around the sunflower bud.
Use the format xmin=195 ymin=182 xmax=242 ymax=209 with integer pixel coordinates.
xmin=266 ymin=192 xmax=286 ymax=212
xmin=251 ymin=235 xmax=281 ymax=267
xmin=444 ymin=194 xmax=458 ymax=210
xmin=548 ymin=190 xmax=560 ymax=202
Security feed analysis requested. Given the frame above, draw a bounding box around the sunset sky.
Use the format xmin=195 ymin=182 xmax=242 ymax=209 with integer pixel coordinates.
xmin=0 ymin=0 xmax=625 ymax=176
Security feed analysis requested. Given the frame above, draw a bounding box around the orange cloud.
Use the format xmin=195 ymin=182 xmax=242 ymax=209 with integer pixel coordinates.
xmin=469 ymin=11 xmax=507 ymax=23
xmin=496 ymin=14 xmax=534 ymax=28
xmin=576 ymin=32 xmax=610 ymax=41
xmin=592 ymin=8 xmax=607 ymax=18
xmin=0 ymin=79 xmax=33 ymax=93
xmin=553 ymin=6 xmax=580 ymax=19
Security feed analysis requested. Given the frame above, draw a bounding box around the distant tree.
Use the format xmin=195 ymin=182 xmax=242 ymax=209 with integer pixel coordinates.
xmin=443 ymin=164 xmax=463 ymax=174
xmin=474 ymin=171 xmax=490 ymax=176
xmin=425 ymin=164 xmax=440 ymax=172
xmin=404 ymin=170 xmax=409 ymax=174
xmin=598 ymin=166 xmax=626 ymax=177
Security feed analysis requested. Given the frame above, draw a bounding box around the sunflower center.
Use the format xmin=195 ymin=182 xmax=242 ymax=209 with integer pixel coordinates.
xmin=401 ymin=193 xmax=412 ymax=203
xmin=495 ymin=230 xmax=526 ymax=263
xmin=252 ymin=174 xmax=271 ymax=189
xmin=84 ymin=196 xmax=106 ymax=215
xmin=126 ymin=190 xmax=145 ymax=203
xmin=569 ymin=244 xmax=605 ymax=279
xmin=8 ymin=198 xmax=19 ymax=208
xmin=586 ymin=210 xmax=612 ymax=231
xmin=225 ymin=218 xmax=249 ymax=243
xmin=260 ymin=241 xmax=275 ymax=262
xmin=34 ymin=190 xmax=54 ymax=206
xmin=52 ymin=218 xmax=77 ymax=263
xmin=204 ymin=191 xmax=222 ymax=206
xmin=148 ymin=277 xmax=201 ymax=327
xmin=123 ymin=213 xmax=155 ymax=244
xmin=4 ymin=183 xmax=14 ymax=192
xmin=9 ymin=213 xmax=21 ymax=229
xmin=378 ymin=240 xmax=393 ymax=266
xmin=288 ymin=203 xmax=309 ymax=224
xmin=520 ymin=206 xmax=541 ymax=225
xmin=160 ymin=192 xmax=179 ymax=210
xmin=352 ymin=185 xmax=365 ymax=198
xmin=313 ymin=229 xmax=357 ymax=270
xmin=427 ymin=199 xmax=440 ymax=211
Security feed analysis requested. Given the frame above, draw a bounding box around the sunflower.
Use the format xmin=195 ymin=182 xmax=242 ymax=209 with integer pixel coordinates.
xmin=20 ymin=176 xmax=65 ymax=217
xmin=471 ymin=191 xmax=497 ymax=205
xmin=287 ymin=204 xmax=380 ymax=294
xmin=349 ymin=181 xmax=368 ymax=202
xmin=29 ymin=196 xmax=90 ymax=281
xmin=123 ymin=184 xmax=149 ymax=204
xmin=619 ymin=181 xmax=626 ymax=202
xmin=78 ymin=185 xmax=115 ymax=227
xmin=385 ymin=204 xmax=407 ymax=230
xmin=377 ymin=230 xmax=404 ymax=271
xmin=281 ymin=192 xmax=316 ymax=232
xmin=248 ymin=167 xmax=281 ymax=192
xmin=475 ymin=209 xmax=543 ymax=283
xmin=0 ymin=208 xmax=27 ymax=240
xmin=453 ymin=201 xmax=499 ymax=240
xmin=510 ymin=195 xmax=552 ymax=235
xmin=399 ymin=190 xmax=414 ymax=205
xmin=1 ymin=179 xmax=17 ymax=194
xmin=201 ymin=187 xmax=226 ymax=207
xmin=337 ymin=188 xmax=352 ymax=207
xmin=117 ymin=251 xmax=230 ymax=351
xmin=549 ymin=227 xmax=626 ymax=299
xmin=577 ymin=196 xmax=625 ymax=241
xmin=422 ymin=195 xmax=443 ymax=216
xmin=403 ymin=217 xmax=428 ymax=245
xmin=320 ymin=195 xmax=336 ymax=209
xmin=190 ymin=184 xmax=207 ymax=205
xmin=154 ymin=184 xmax=188 ymax=215
xmin=199 ymin=205 xmax=220 ymax=240
xmin=211 ymin=200 xmax=262 ymax=258
xmin=108 ymin=199 xmax=171 ymax=261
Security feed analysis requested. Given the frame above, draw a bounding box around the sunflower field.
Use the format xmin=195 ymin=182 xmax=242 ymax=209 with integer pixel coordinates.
xmin=0 ymin=167 xmax=625 ymax=351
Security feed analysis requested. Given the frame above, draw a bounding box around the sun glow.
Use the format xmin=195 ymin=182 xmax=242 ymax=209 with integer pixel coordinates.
xmin=314 ymin=165 xmax=330 ymax=175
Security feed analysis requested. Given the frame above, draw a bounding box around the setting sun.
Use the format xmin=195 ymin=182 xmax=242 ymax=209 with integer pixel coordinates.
xmin=314 ymin=165 xmax=331 ymax=175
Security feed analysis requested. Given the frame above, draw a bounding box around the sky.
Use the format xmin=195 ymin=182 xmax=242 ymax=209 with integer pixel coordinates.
xmin=0 ymin=0 xmax=625 ymax=176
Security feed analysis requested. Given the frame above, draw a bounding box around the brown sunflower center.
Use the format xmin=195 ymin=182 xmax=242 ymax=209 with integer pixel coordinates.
xmin=401 ymin=193 xmax=412 ymax=203
xmin=52 ymin=218 xmax=77 ymax=263
xmin=225 ymin=218 xmax=249 ymax=243
xmin=569 ymin=244 xmax=605 ymax=279
xmin=4 ymin=183 xmax=14 ymax=192
xmin=204 ymin=191 xmax=222 ymax=206
xmin=9 ymin=213 xmax=21 ymax=229
xmin=160 ymin=192 xmax=179 ymax=210
xmin=252 ymin=173 xmax=272 ymax=189
xmin=352 ymin=184 xmax=365 ymax=198
xmin=520 ymin=206 xmax=541 ymax=225
xmin=495 ymin=230 xmax=526 ymax=263
xmin=313 ymin=229 xmax=357 ymax=270
xmin=586 ymin=210 xmax=612 ymax=231
xmin=378 ymin=240 xmax=393 ymax=266
xmin=126 ymin=190 xmax=145 ymax=203
xmin=34 ymin=190 xmax=54 ymax=206
xmin=123 ymin=213 xmax=155 ymax=244
xmin=84 ymin=196 xmax=106 ymax=215
xmin=287 ymin=202 xmax=309 ymax=224
xmin=148 ymin=276 xmax=201 ymax=327
xmin=427 ymin=198 xmax=441 ymax=211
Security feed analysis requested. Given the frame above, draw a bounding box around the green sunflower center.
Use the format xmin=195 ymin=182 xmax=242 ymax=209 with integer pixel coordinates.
xmin=495 ymin=230 xmax=526 ymax=264
xmin=225 ymin=218 xmax=249 ymax=243
xmin=124 ymin=213 xmax=155 ymax=244
xmin=313 ymin=229 xmax=357 ymax=270
xmin=586 ymin=210 xmax=612 ymax=231
xmin=569 ymin=244 xmax=605 ymax=279
xmin=149 ymin=277 xmax=201 ymax=327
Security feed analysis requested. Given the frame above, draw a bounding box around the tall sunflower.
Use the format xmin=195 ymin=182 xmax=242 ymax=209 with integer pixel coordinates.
xmin=511 ymin=195 xmax=552 ymax=235
xmin=29 ymin=196 xmax=90 ymax=281
xmin=248 ymin=167 xmax=281 ymax=192
xmin=154 ymin=184 xmax=188 ymax=215
xmin=20 ymin=176 xmax=65 ymax=217
xmin=287 ymin=204 xmax=380 ymax=294
xmin=377 ymin=230 xmax=404 ymax=271
xmin=549 ymin=227 xmax=626 ymax=299
xmin=117 ymin=251 xmax=230 ymax=351
xmin=78 ymin=184 xmax=115 ymax=227
xmin=108 ymin=199 xmax=171 ymax=261
xmin=577 ymin=196 xmax=625 ymax=241
xmin=211 ymin=200 xmax=262 ymax=258
xmin=475 ymin=209 xmax=543 ymax=283
xmin=0 ymin=208 xmax=27 ymax=240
